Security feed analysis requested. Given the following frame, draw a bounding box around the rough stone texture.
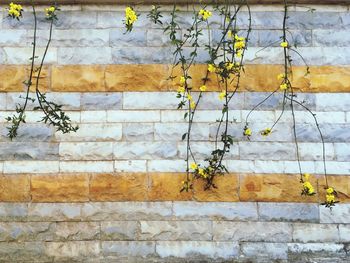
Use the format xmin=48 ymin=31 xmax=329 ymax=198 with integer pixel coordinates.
xmin=240 ymin=174 xmax=319 ymax=202
xmin=213 ymin=221 xmax=292 ymax=242
xmin=258 ymin=203 xmax=319 ymax=222
xmin=241 ymin=242 xmax=288 ymax=260
xmin=90 ymin=173 xmax=148 ymax=201
xmin=173 ymin=202 xmax=258 ymax=221
xmin=292 ymin=223 xmax=339 ymax=243
xmin=0 ymin=174 xmax=30 ymax=202
xmin=81 ymin=92 xmax=122 ymax=110
xmin=320 ymin=204 xmax=350 ymax=224
xmin=139 ymin=221 xmax=212 ymax=241
xmin=31 ymin=174 xmax=89 ymax=202
xmin=101 ymin=221 xmax=138 ymax=241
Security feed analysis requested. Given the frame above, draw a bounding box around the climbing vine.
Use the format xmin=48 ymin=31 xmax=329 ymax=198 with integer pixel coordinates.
xmin=5 ymin=1 xmax=338 ymax=208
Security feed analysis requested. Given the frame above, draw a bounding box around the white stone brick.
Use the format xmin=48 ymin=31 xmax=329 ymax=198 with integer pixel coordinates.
xmin=0 ymin=29 xmax=27 ymax=46
xmin=140 ymin=221 xmax=212 ymax=241
xmin=241 ymin=242 xmax=288 ymax=260
xmin=59 ymin=142 xmax=113 ymax=160
xmin=101 ymin=221 xmax=138 ymax=241
xmin=107 ymin=110 xmax=160 ymax=122
xmin=123 ymin=92 xmax=178 ymax=110
xmin=156 ymin=241 xmax=239 ymax=259
xmin=28 ymin=203 xmax=82 ymax=221
xmin=213 ymin=222 xmax=292 ymax=242
xmin=299 ymin=143 xmax=334 ymax=161
xmin=225 ymin=160 xmax=255 ymax=173
xmin=0 ymin=94 xmax=6 ymax=110
xmin=154 ymin=123 xmax=209 ymax=141
xmin=292 ymin=223 xmax=339 ymax=243
xmin=283 ymin=161 xmax=316 ymax=174
xmin=277 ymin=110 xmax=346 ymax=123
xmin=0 ymin=161 xmax=3 ymax=173
xmin=239 ymin=142 xmax=296 ymax=161
xmin=147 ymin=160 xmax=186 ymax=172
xmin=59 ymin=161 xmax=114 ymax=173
xmin=57 ymin=47 xmax=112 ymax=64
xmin=316 ymin=93 xmax=350 ymax=111
xmin=114 ymin=160 xmax=147 ymax=172
xmin=102 ymin=241 xmax=155 ymax=257
xmin=314 ymin=161 xmax=350 ymax=175
xmin=334 ymin=143 xmax=350 ymax=161
xmin=254 ymin=160 xmax=286 ymax=173
xmin=288 ymin=242 xmax=345 ymax=254
xmin=320 ymin=204 xmax=350 ymax=224
xmin=45 ymin=241 xmax=100 ymax=259
xmin=178 ymin=142 xmax=239 ymax=159
xmin=338 ymin=224 xmax=350 ymax=242
xmin=113 ymin=142 xmax=177 ymax=160
xmin=242 ymin=110 xmax=275 ymax=123
xmin=80 ymin=111 xmax=107 ymax=123
xmin=173 ymin=202 xmax=258 ymax=221
xmin=122 ymin=123 xmax=154 ymax=141
xmin=3 ymin=161 xmax=59 ymax=173
xmin=3 ymin=47 xmax=57 ymax=64
xmin=55 ymin=124 xmax=122 ymax=141
xmin=25 ymin=111 xmax=81 ymax=123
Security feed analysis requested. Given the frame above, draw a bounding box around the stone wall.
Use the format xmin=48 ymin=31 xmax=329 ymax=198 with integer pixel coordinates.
xmin=0 ymin=3 xmax=349 ymax=262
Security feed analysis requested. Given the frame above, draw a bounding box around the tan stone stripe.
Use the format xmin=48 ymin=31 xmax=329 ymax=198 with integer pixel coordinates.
xmin=1 ymin=173 xmax=348 ymax=203
xmin=1 ymin=64 xmax=350 ymax=93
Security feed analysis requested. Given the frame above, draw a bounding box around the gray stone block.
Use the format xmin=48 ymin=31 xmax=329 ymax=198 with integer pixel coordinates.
xmin=112 ymin=47 xmax=173 ymax=64
xmin=114 ymin=141 xmax=177 ymax=159
xmin=28 ymin=203 xmax=82 ymax=222
xmin=314 ymin=29 xmax=350 ymax=47
xmin=156 ymin=241 xmax=239 ymax=259
xmin=0 ymin=29 xmax=27 ymax=47
xmin=102 ymin=241 xmax=156 ymax=257
xmin=241 ymin=242 xmax=288 ymax=260
xmin=0 ymin=222 xmax=54 ymax=242
xmin=320 ymin=124 xmax=350 ymax=142
xmin=154 ymin=123 xmax=209 ymax=141
xmin=239 ymin=142 xmax=296 ymax=160
xmin=54 ymin=222 xmax=100 ymax=241
xmin=0 ymin=203 xmax=28 ymax=222
xmin=139 ymin=221 xmax=212 ymax=241
xmin=123 ymin=92 xmax=178 ymax=110
xmin=320 ymin=204 xmax=350 ymax=224
xmin=213 ymin=221 xmax=292 ymax=242
xmin=123 ymin=123 xmax=154 ymax=141
xmin=259 ymin=29 xmax=312 ymax=47
xmin=0 ymin=142 xmax=59 ymax=160
xmin=58 ymin=47 xmax=112 ymax=64
xmin=173 ymin=202 xmax=258 ymax=221
xmin=44 ymin=241 xmax=100 ymax=261
xmin=287 ymin=12 xmax=343 ymax=30
xmin=110 ymin=28 xmax=147 ymax=47
xmin=81 ymin=202 xmax=173 ymax=221
xmin=54 ymin=11 xmax=98 ymax=29
xmin=0 ymin=242 xmax=49 ymax=262
xmin=292 ymin=223 xmax=339 ymax=243
xmin=258 ymin=203 xmax=319 ymax=222
xmin=316 ymin=93 xmax=350 ymax=111
xmin=0 ymin=123 xmax=54 ymax=142
xmin=81 ymin=92 xmax=122 ymax=110
xmin=101 ymin=221 xmax=139 ymax=241
xmin=334 ymin=143 xmax=350 ymax=161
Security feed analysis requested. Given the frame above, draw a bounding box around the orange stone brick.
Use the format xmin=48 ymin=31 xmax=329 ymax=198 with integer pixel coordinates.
xmin=318 ymin=175 xmax=350 ymax=203
xmin=309 ymin=66 xmax=350 ymax=93
xmin=148 ymin=173 xmax=192 ymax=201
xmin=105 ymin=64 xmax=171 ymax=91
xmin=239 ymin=173 xmax=318 ymax=202
xmin=0 ymin=66 xmax=27 ymax=92
xmin=0 ymin=174 xmax=30 ymax=202
xmin=90 ymin=173 xmax=148 ymax=201
xmin=26 ymin=66 xmax=50 ymax=92
xmin=193 ymin=174 xmax=239 ymax=202
xmin=51 ymin=65 xmax=105 ymax=92
xmin=31 ymin=174 xmax=89 ymax=202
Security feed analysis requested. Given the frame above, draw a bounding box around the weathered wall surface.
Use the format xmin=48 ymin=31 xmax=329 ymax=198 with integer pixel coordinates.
xmin=0 ymin=3 xmax=349 ymax=262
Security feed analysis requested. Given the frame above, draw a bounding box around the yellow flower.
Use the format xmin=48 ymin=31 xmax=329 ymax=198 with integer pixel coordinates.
xmin=219 ymin=90 xmax=226 ymax=100
xmin=180 ymin=76 xmax=186 ymax=85
xmin=234 ymin=34 xmax=245 ymax=42
xmin=177 ymin=86 xmax=185 ymax=93
xmin=190 ymin=163 xmax=198 ymax=170
xmin=199 ymin=85 xmax=207 ymax=92
xmin=45 ymin=6 xmax=56 ymax=16
xmin=8 ymin=2 xmax=23 ymax=18
xmin=280 ymin=83 xmax=288 ymax=90
xmin=303 ymin=181 xmax=315 ymax=195
xmin=234 ymin=41 xmax=245 ymax=50
xmin=125 ymin=6 xmax=138 ymax=26
xmin=326 ymin=187 xmax=334 ymax=194
xmin=277 ymin=73 xmax=285 ymax=80
xmin=303 ymin=173 xmax=310 ymax=181
xmin=280 ymin=41 xmax=288 ymax=48
xmin=190 ymin=101 xmax=196 ymax=109
xmin=226 ymin=62 xmax=234 ymax=70
xmin=186 ymin=94 xmax=193 ymax=101
xmin=260 ymin=128 xmax=271 ymax=136
xmin=326 ymin=194 xmax=335 ymax=203
xmin=227 ymin=30 xmax=233 ymax=39
xmin=208 ymin=64 xmax=216 ymax=73
xmin=199 ymin=9 xmax=212 ymax=20
xmin=244 ymin=128 xmax=252 ymax=136
xmin=236 ymin=50 xmax=243 ymax=58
